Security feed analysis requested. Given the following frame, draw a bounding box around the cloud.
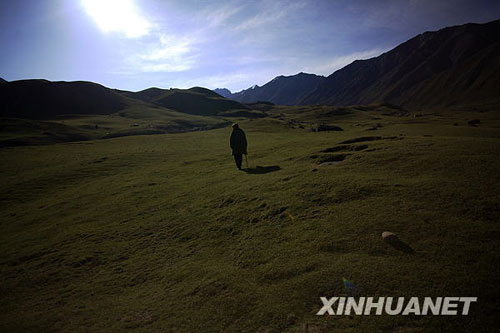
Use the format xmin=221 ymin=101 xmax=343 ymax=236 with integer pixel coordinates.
xmin=124 ymin=33 xmax=199 ymax=73
xmin=197 ymin=2 xmax=244 ymax=28
xmin=233 ymin=0 xmax=307 ymax=31
xmin=122 ymin=2 xmax=244 ymax=74
xmin=140 ymin=62 xmax=194 ymax=73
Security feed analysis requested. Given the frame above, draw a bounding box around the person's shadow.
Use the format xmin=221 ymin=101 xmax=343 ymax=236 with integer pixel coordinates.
xmin=384 ymin=236 xmax=414 ymax=254
xmin=244 ymin=165 xmax=281 ymax=174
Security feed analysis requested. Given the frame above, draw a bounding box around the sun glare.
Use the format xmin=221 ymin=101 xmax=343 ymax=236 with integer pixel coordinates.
xmin=81 ymin=0 xmax=152 ymax=38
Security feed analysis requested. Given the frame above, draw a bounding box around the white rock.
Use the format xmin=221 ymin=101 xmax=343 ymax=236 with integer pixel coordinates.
xmin=382 ymin=231 xmax=397 ymax=240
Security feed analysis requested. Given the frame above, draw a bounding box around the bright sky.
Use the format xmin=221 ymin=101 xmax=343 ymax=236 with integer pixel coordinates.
xmin=1 ymin=0 xmax=499 ymax=92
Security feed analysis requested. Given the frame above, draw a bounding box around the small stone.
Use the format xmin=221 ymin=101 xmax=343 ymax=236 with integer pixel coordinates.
xmin=382 ymin=231 xmax=397 ymax=240
xmin=382 ymin=231 xmax=414 ymax=254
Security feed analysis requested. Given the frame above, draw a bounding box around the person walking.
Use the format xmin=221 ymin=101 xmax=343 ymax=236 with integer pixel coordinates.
xmin=230 ymin=123 xmax=247 ymax=170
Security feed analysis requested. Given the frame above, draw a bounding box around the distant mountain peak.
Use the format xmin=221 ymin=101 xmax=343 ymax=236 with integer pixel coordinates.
xmin=227 ymin=72 xmax=325 ymax=105
xmin=214 ymin=87 xmax=231 ymax=93
xmin=213 ymin=88 xmax=232 ymax=98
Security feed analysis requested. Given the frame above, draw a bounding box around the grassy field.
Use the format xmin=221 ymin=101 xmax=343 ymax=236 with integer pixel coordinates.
xmin=0 ymin=105 xmax=228 ymax=147
xmin=1 ymin=106 xmax=499 ymax=332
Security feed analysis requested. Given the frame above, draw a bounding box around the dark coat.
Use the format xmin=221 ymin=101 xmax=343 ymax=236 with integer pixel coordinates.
xmin=230 ymin=128 xmax=247 ymax=155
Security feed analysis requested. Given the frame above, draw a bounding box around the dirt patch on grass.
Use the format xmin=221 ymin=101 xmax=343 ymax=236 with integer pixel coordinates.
xmin=339 ymin=136 xmax=399 ymax=144
xmin=312 ymin=124 xmax=344 ymax=132
xmin=321 ymin=144 xmax=368 ymax=153
xmin=317 ymin=154 xmax=350 ymax=164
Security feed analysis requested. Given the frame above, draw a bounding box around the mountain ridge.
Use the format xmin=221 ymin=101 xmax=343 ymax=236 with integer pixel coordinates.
xmin=214 ymin=20 xmax=500 ymax=110
xmin=216 ymin=72 xmax=325 ymax=105
xmin=213 ymin=88 xmax=232 ymax=98
xmin=300 ymin=20 xmax=500 ymax=109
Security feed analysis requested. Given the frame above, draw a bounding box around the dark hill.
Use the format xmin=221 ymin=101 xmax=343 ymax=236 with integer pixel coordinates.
xmin=147 ymin=87 xmax=248 ymax=116
xmin=0 ymin=80 xmax=129 ymax=119
xmin=231 ymin=72 xmax=325 ymax=105
xmin=300 ymin=20 xmax=500 ymax=109
xmin=124 ymin=87 xmax=166 ymax=103
xmin=187 ymin=86 xmax=223 ymax=98
xmin=120 ymin=86 xmax=248 ymax=116
xmin=0 ymin=78 xmax=6 ymax=84
xmin=0 ymin=80 xmax=249 ymax=120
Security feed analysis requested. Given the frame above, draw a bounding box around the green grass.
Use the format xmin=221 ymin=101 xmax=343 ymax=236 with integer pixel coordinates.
xmin=0 ymin=105 xmax=229 ymax=147
xmin=0 ymin=106 xmax=499 ymax=332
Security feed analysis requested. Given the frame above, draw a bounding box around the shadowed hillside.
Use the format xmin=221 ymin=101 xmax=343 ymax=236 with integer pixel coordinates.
xmin=120 ymin=87 xmax=166 ymax=103
xmin=0 ymin=80 xmax=131 ymax=119
xmin=137 ymin=87 xmax=249 ymax=116
xmin=0 ymin=81 xmax=246 ymax=146
xmin=301 ymin=20 xmax=500 ymax=109
xmin=0 ymin=80 xmax=250 ymax=120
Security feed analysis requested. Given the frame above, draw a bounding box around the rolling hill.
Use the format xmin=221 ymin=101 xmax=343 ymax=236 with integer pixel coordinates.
xmin=0 ymin=79 xmax=131 ymax=119
xmin=0 ymin=80 xmax=249 ymax=120
xmin=300 ymin=20 xmax=500 ymax=109
xmin=3 ymin=19 xmax=499 ymax=148
xmin=124 ymin=86 xmax=249 ymax=116
xmin=0 ymin=81 xmax=249 ymax=146
xmin=120 ymin=87 xmax=166 ymax=103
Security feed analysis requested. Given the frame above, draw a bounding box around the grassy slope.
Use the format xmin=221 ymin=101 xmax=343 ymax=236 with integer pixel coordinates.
xmin=0 ymin=118 xmax=93 ymax=148
xmin=0 ymin=107 xmax=499 ymax=332
xmin=0 ymin=105 xmax=228 ymax=147
xmin=0 ymin=81 xmax=241 ymax=147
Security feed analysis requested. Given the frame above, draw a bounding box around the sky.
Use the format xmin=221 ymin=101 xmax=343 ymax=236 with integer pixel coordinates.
xmin=1 ymin=0 xmax=499 ymax=92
